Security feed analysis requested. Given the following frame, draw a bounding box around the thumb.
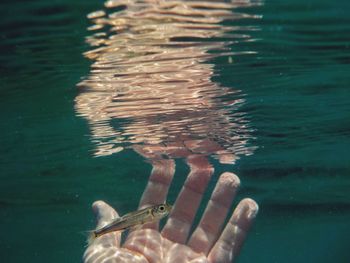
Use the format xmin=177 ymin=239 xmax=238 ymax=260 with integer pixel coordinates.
xmin=84 ymin=201 xmax=121 ymax=251
xmin=92 ymin=200 xmax=119 ymax=229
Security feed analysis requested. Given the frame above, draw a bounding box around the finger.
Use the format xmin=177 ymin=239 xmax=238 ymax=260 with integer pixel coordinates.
xmin=136 ymin=159 xmax=175 ymax=230
xmin=208 ymin=198 xmax=258 ymax=263
xmin=161 ymin=154 xmax=214 ymax=244
xmin=90 ymin=200 xmax=121 ymax=248
xmin=188 ymin=172 xmax=240 ymax=254
xmin=139 ymin=159 xmax=175 ymax=208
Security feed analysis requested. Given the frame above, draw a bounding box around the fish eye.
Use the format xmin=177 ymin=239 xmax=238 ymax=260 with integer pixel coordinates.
xmin=159 ymin=205 xmax=165 ymax=211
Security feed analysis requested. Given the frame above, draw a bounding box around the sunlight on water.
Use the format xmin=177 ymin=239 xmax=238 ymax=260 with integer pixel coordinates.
xmin=75 ymin=0 xmax=262 ymax=163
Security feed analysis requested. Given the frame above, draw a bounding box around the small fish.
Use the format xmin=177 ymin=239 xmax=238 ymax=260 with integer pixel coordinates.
xmin=87 ymin=203 xmax=172 ymax=244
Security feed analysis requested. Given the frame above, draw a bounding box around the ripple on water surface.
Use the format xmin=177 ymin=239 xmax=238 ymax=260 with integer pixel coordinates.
xmin=75 ymin=0 xmax=262 ymax=164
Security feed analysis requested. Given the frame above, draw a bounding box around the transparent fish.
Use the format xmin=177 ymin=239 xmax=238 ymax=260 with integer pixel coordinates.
xmin=88 ymin=203 xmax=172 ymax=244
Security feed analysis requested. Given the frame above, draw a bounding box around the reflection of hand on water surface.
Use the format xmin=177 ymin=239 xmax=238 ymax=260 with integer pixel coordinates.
xmin=75 ymin=0 xmax=260 ymax=162
xmin=83 ymin=158 xmax=258 ymax=263
xmin=132 ymin=139 xmax=237 ymax=165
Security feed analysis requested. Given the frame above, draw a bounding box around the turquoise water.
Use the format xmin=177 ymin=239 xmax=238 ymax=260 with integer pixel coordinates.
xmin=1 ymin=0 xmax=350 ymax=262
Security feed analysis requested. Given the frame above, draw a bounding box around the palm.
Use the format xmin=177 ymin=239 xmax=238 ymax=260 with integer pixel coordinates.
xmin=84 ymin=157 xmax=258 ymax=263
xmin=125 ymin=229 xmax=209 ymax=262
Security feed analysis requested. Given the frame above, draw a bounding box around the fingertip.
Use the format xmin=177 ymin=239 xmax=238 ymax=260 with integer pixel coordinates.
xmin=229 ymin=199 xmax=258 ymax=235
xmin=92 ymin=200 xmax=106 ymax=210
xmin=91 ymin=200 xmax=118 ymax=227
xmin=92 ymin=200 xmax=111 ymax=216
xmin=219 ymin=172 xmax=240 ymax=188
xmin=239 ymin=198 xmax=259 ymax=219
xmin=210 ymin=172 xmax=240 ymax=208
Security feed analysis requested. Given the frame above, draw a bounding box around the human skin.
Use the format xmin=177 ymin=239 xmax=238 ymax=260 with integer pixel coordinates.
xmin=83 ymin=156 xmax=258 ymax=263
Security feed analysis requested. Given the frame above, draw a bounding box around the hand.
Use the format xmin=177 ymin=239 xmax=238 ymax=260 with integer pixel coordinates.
xmin=83 ymin=156 xmax=258 ymax=263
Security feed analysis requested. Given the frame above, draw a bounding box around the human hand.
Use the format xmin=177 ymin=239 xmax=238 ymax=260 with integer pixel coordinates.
xmin=83 ymin=156 xmax=258 ymax=263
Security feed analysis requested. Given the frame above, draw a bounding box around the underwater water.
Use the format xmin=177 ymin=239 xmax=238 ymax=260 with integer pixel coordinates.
xmin=1 ymin=0 xmax=350 ymax=262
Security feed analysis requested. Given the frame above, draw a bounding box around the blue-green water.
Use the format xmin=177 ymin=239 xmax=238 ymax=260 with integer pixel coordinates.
xmin=1 ymin=0 xmax=350 ymax=262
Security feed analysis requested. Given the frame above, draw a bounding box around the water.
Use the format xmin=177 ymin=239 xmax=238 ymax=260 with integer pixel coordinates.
xmin=76 ymin=0 xmax=260 ymax=161
xmin=1 ymin=0 xmax=350 ymax=262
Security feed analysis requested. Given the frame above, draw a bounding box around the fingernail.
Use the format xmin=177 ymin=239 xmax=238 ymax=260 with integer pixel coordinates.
xmin=243 ymin=198 xmax=259 ymax=219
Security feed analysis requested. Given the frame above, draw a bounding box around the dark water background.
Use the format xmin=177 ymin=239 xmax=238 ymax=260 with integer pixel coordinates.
xmin=1 ymin=0 xmax=350 ymax=262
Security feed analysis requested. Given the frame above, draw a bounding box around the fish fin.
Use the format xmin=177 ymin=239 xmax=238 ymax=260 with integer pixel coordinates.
xmin=129 ymin=225 xmax=142 ymax=232
xmin=80 ymin=230 xmax=98 ymax=247
xmin=87 ymin=231 xmax=98 ymax=246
